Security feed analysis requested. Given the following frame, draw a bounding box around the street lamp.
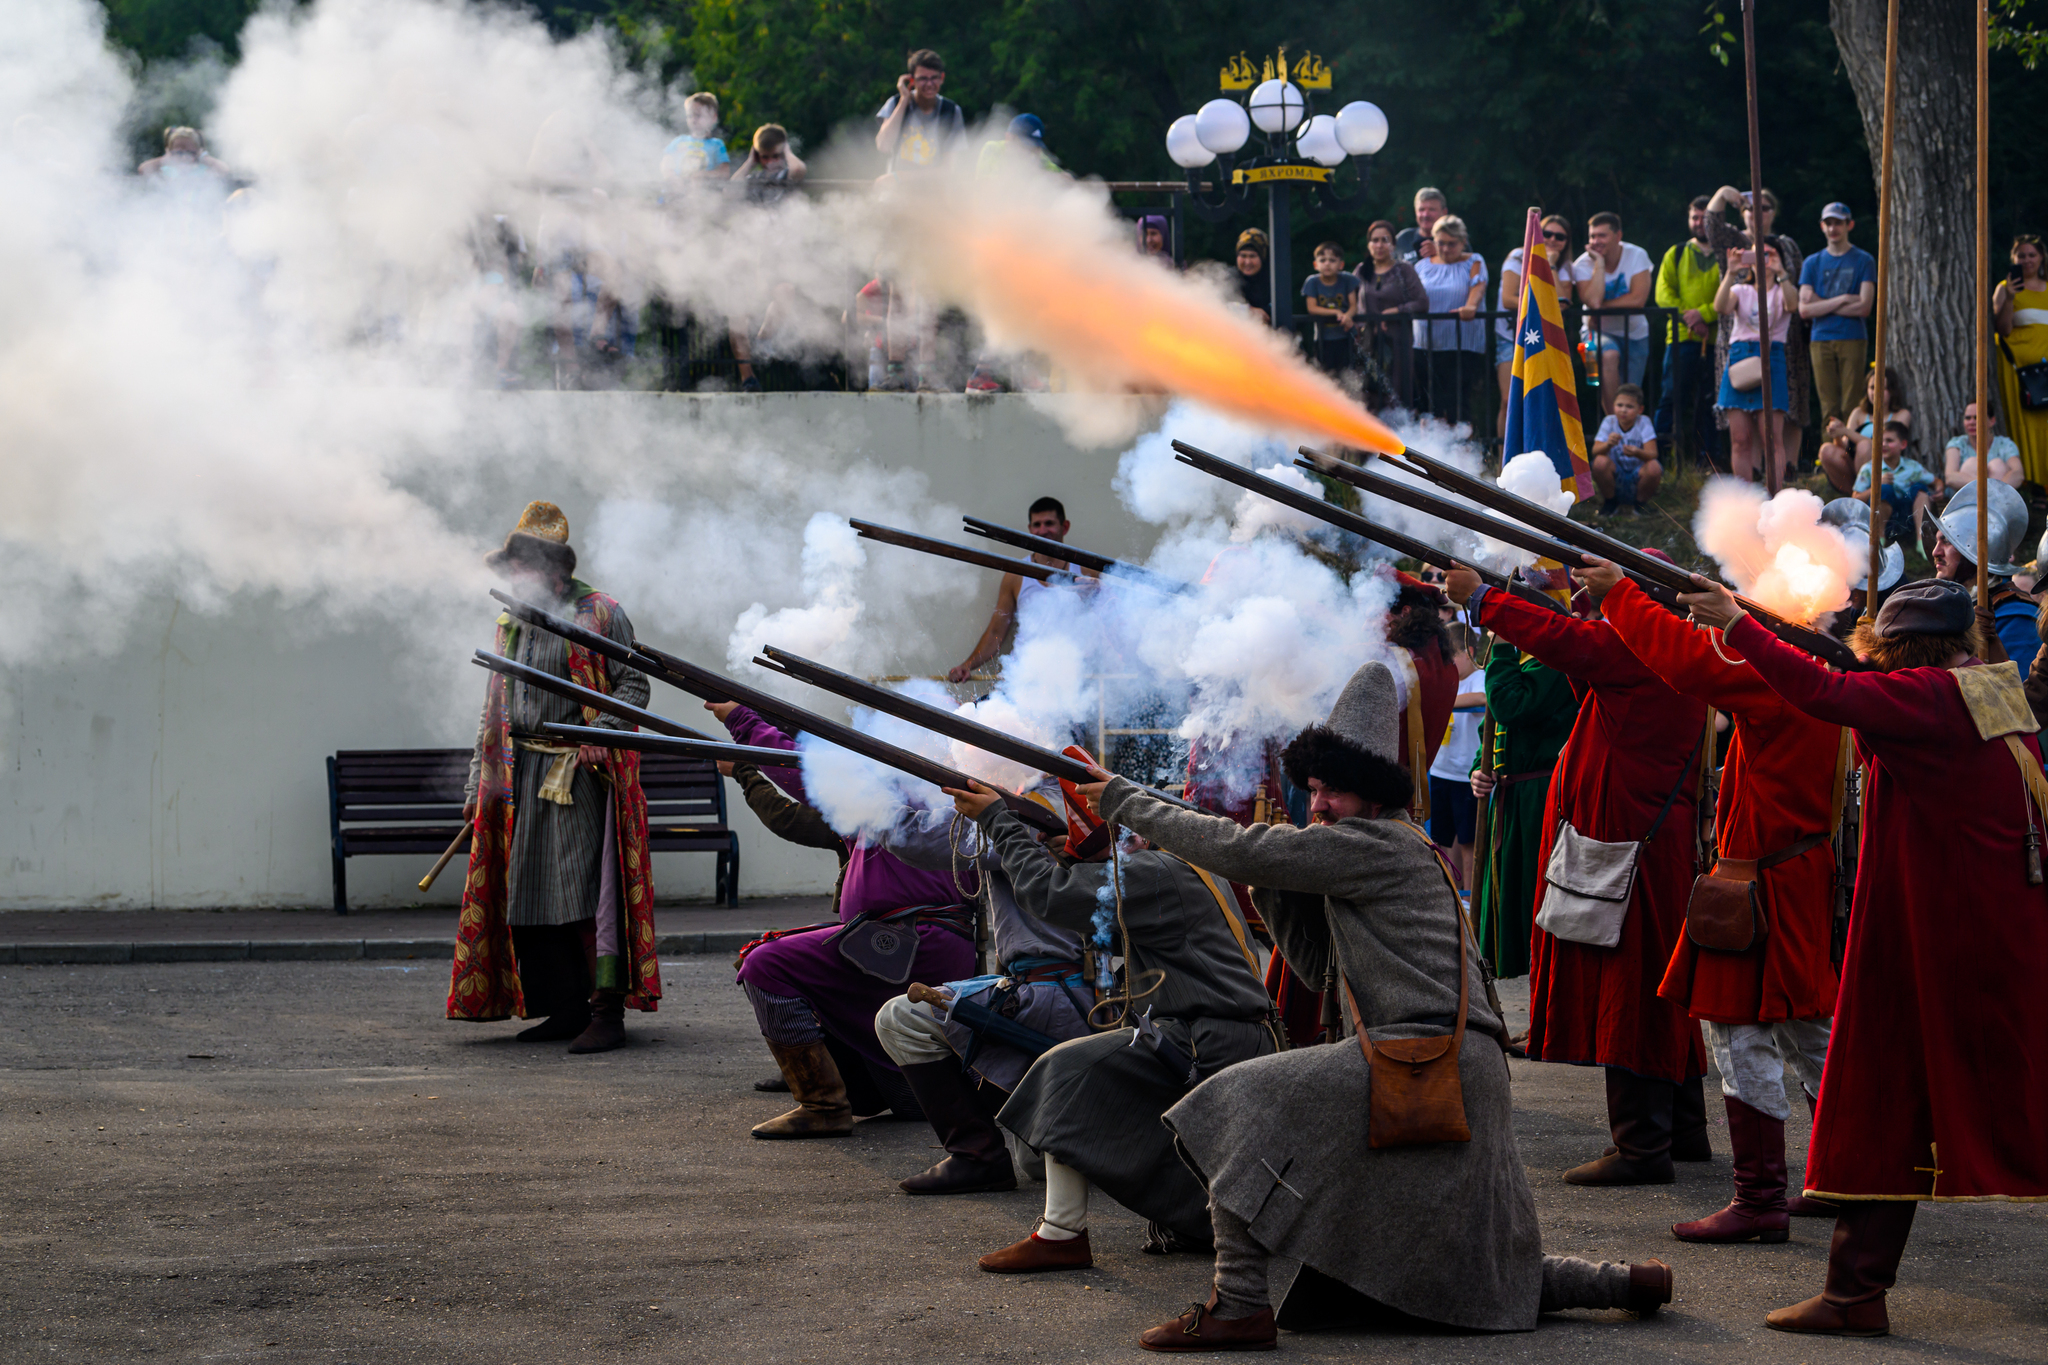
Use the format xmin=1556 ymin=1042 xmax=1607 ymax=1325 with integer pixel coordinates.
xmin=1165 ymin=47 xmax=1387 ymax=333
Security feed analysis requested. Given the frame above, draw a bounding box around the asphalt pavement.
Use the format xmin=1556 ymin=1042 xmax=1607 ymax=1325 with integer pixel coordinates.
xmin=3 ymin=957 xmax=2043 ymax=1363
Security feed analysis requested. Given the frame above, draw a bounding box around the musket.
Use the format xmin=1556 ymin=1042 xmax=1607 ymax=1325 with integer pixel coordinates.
xmin=471 ymin=652 xmax=721 ymax=740
xmin=754 ymin=644 xmax=1200 ymax=812
xmin=850 ymin=518 xmax=1077 ymax=584
xmin=488 ymin=590 xmax=1069 ymax=836
xmin=1168 ymin=440 xmax=1566 ymax=616
xmin=1307 ymin=445 xmax=1871 ymax=672
xmin=538 ymin=723 xmax=813 ymax=768
xmin=1294 ymin=454 xmax=1683 ymax=610
xmin=959 ymin=516 xmax=1192 ymax=594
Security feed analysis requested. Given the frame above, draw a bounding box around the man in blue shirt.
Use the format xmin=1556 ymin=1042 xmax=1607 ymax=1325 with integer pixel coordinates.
xmin=1798 ymin=203 xmax=1877 ymax=426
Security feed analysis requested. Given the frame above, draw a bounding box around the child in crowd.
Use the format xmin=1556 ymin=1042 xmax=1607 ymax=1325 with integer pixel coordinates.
xmin=1426 ymin=625 xmax=1488 ymax=894
xmin=659 ymin=93 xmax=731 ymax=192
xmin=1301 ymin=242 xmax=1362 ymax=376
xmin=1590 ymin=383 xmax=1663 ymax=515
xmin=1853 ymin=420 xmax=1939 ymax=550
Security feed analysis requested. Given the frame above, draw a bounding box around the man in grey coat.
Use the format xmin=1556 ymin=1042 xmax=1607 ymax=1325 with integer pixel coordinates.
xmin=870 ymin=789 xmax=1094 ymax=1196
xmin=1075 ymin=662 xmax=1674 ymax=1350
xmin=940 ymin=779 xmax=1277 ymax=1274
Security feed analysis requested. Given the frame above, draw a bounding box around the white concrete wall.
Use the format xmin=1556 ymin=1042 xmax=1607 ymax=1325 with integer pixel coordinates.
xmin=2 ymin=393 xmax=1164 ymax=911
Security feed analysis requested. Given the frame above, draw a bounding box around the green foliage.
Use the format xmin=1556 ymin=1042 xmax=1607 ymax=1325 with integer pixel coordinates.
xmin=96 ymin=0 xmax=2047 ymax=252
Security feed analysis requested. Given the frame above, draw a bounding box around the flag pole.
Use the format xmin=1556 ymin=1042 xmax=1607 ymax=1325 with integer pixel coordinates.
xmin=1863 ymin=0 xmax=1901 ymax=620
xmin=1741 ymin=0 xmax=1777 ymax=495
xmin=1975 ymin=0 xmax=1991 ymax=602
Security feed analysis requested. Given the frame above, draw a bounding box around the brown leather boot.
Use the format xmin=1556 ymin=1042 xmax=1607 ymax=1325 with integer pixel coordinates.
xmin=978 ymin=1228 xmax=1094 ymax=1274
xmin=1672 ymin=1096 xmax=1791 ymax=1243
xmin=1566 ymin=1069 xmax=1675 ymax=1185
xmin=1626 ymin=1259 xmax=1674 ymax=1315
xmin=751 ymin=1040 xmax=854 ymax=1139
xmin=1138 ymin=1292 xmax=1278 ymax=1352
xmin=1766 ymin=1202 xmax=1916 ymax=1337
xmin=567 ymin=991 xmax=626 ymax=1054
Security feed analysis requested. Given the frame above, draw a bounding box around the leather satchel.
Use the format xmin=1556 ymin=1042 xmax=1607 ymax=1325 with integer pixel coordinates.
xmin=1342 ymin=830 xmax=1473 ymax=1148
xmin=1684 ymin=833 xmax=1828 ymax=952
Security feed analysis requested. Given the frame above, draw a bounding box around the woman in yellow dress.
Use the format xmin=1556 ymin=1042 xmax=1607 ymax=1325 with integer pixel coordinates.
xmin=1993 ymin=234 xmax=2048 ymax=486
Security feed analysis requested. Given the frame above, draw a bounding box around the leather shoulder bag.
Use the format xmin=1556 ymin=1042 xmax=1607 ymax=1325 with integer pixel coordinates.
xmin=1341 ymin=825 xmax=1474 ymax=1149
xmin=1685 ymin=833 xmax=1828 ymax=952
xmin=1536 ymin=721 xmax=1707 ymax=949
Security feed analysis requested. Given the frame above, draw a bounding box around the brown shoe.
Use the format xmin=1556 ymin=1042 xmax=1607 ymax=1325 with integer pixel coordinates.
xmin=978 ymin=1229 xmax=1093 ymax=1274
xmin=1766 ymin=1293 xmax=1890 ymax=1337
xmin=750 ymin=1040 xmax=853 ymax=1139
xmin=1564 ymin=1151 xmax=1674 ymax=1185
xmin=1626 ymin=1259 xmax=1674 ymax=1315
xmin=1138 ymin=1293 xmax=1277 ymax=1352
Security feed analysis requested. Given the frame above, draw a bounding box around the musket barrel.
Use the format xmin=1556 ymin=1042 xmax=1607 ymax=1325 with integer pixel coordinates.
xmin=471 ymin=652 xmax=718 ymax=740
xmin=959 ymin=517 xmax=1192 ymax=593
xmin=538 ymin=724 xmax=806 ymax=767
xmin=850 ymin=519 xmax=1066 ymax=583
xmin=755 ymin=645 xmax=1201 ymax=812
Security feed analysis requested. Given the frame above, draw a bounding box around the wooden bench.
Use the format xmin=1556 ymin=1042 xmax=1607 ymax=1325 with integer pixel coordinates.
xmin=327 ymin=748 xmax=740 ymax=914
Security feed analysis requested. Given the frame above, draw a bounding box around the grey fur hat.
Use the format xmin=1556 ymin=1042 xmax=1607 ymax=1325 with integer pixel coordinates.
xmin=1325 ymin=662 xmax=1402 ymax=763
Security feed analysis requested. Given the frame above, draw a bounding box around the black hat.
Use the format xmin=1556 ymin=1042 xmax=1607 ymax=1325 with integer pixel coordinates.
xmin=1873 ymin=578 xmax=1973 ymax=638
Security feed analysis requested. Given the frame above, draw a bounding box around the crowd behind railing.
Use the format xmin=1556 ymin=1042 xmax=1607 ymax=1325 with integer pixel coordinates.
xmin=137 ymin=40 xmax=2048 ymax=520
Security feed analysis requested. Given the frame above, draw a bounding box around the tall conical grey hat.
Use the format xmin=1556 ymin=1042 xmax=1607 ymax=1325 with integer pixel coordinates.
xmin=1324 ymin=662 xmax=1401 ymax=764
xmin=1938 ymin=480 xmax=2029 ymax=576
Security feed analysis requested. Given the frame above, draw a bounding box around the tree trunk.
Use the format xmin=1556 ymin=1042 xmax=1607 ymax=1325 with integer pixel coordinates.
xmin=1830 ymin=0 xmax=1978 ymax=437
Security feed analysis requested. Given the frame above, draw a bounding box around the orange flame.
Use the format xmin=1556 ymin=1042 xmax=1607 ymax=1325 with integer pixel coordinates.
xmin=894 ymin=169 xmax=1405 ymax=456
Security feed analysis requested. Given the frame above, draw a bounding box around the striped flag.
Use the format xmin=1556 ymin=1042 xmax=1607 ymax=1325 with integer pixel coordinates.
xmin=1503 ymin=208 xmax=1594 ymax=500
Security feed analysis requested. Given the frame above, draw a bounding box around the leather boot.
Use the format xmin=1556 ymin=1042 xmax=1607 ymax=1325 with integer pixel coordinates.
xmin=1672 ymin=1074 xmax=1712 ymax=1161
xmin=1138 ymin=1291 xmax=1278 ymax=1352
xmin=895 ymin=1060 xmax=1017 ymax=1195
xmin=1565 ymin=1068 xmax=1674 ymax=1185
xmin=1766 ymin=1202 xmax=1916 ymax=1337
xmin=1672 ymin=1096 xmax=1791 ymax=1243
xmin=1785 ymin=1090 xmax=1839 ymax=1217
xmin=515 ymin=1009 xmax=589 ymax=1042
xmin=751 ymin=1039 xmax=854 ymax=1139
xmin=979 ymin=1228 xmax=1094 ymax=1274
xmin=567 ymin=991 xmax=626 ymax=1054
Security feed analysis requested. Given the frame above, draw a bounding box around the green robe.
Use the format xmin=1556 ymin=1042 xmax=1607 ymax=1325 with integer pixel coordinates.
xmin=1472 ymin=642 xmax=1580 ymax=979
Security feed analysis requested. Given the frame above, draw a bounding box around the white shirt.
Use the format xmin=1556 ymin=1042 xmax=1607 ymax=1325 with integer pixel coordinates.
xmin=1429 ymin=671 xmax=1489 ymax=781
xmin=1575 ymin=242 xmax=1654 ymax=340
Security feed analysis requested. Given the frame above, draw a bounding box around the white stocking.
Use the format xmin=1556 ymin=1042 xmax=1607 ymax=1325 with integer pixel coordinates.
xmin=1038 ymin=1155 xmax=1089 ymax=1239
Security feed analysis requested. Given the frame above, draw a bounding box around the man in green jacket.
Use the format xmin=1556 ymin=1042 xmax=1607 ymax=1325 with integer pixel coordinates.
xmin=1653 ymin=196 xmax=1722 ymax=467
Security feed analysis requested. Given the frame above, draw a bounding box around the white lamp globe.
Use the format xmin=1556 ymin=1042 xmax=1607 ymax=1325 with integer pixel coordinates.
xmin=1297 ymin=114 xmax=1345 ymax=167
xmin=1335 ymin=100 xmax=1389 ymax=156
xmin=1248 ymin=79 xmax=1306 ymax=134
xmin=1166 ymin=115 xmax=1216 ymax=168
xmin=1193 ymin=98 xmax=1251 ymax=155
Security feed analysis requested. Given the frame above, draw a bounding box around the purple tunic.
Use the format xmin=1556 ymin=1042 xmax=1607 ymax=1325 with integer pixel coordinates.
xmin=723 ymin=706 xmax=976 ymax=1069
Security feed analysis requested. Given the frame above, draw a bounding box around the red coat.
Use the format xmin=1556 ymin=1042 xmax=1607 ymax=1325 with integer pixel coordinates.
xmin=1476 ymin=588 xmax=1709 ymax=1083
xmin=1602 ymin=581 xmax=1842 ymax=1024
xmin=1729 ymin=614 xmax=2048 ymax=1202
xmin=1399 ymin=640 xmax=1460 ymax=779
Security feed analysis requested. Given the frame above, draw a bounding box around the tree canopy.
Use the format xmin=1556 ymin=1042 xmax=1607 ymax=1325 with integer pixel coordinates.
xmin=101 ymin=0 xmax=2046 ymax=267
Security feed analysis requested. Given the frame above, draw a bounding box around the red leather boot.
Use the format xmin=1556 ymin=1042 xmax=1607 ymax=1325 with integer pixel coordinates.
xmin=1672 ymin=1095 xmax=1791 ymax=1243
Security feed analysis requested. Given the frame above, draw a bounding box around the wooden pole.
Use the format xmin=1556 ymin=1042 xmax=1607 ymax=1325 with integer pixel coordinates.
xmin=417 ymin=825 xmax=471 ymax=893
xmin=1741 ymin=0 xmax=1778 ymax=494
xmin=1864 ymin=0 xmax=1902 ymax=620
xmin=1975 ymin=0 xmax=1991 ymax=600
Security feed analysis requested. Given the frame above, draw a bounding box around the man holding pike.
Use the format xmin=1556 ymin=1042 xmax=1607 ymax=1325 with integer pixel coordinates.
xmin=447 ymin=501 xmax=660 ymax=1055
xmin=947 ymin=496 xmax=1099 ymax=682
xmin=1444 ymin=558 xmax=1716 ymax=1185
xmin=1060 ymin=662 xmax=1675 ymax=1348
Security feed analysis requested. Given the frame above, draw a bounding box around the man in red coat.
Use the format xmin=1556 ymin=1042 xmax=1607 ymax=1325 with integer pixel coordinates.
xmin=1589 ymin=562 xmax=1842 ymax=1242
xmin=1682 ymin=575 xmax=2048 ymax=1337
xmin=1445 ymin=563 xmax=1710 ymax=1185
